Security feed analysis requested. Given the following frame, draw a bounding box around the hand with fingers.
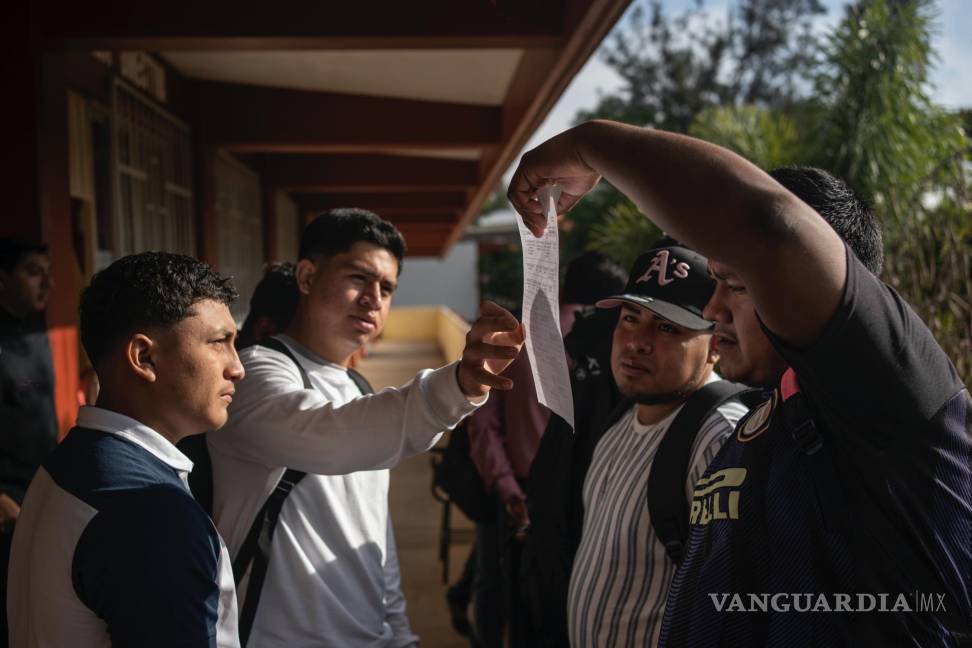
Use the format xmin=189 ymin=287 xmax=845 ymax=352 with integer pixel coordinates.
xmin=457 ymin=301 xmax=525 ymax=399
xmin=507 ymin=123 xmax=603 ymax=237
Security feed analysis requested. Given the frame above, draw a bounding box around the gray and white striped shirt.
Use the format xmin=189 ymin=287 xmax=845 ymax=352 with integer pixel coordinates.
xmin=568 ymin=384 xmax=747 ymax=647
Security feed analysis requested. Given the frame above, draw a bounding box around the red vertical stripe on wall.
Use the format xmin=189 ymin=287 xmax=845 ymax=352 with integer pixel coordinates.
xmin=39 ymin=52 xmax=81 ymax=441
xmin=48 ymin=326 xmax=80 ymax=440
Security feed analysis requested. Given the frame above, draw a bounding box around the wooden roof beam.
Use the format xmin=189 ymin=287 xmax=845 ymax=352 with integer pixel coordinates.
xmin=200 ymin=82 xmax=501 ymax=152
xmin=293 ymin=191 xmax=468 ymax=214
xmin=403 ymin=244 xmax=449 ymax=258
xmin=305 ymin=208 xmax=461 ymax=223
xmin=39 ymin=0 xmax=565 ymax=50
xmin=397 ymin=228 xmax=458 ymax=257
xmin=264 ymin=154 xmax=479 ymax=193
xmin=446 ymin=0 xmax=635 ymax=250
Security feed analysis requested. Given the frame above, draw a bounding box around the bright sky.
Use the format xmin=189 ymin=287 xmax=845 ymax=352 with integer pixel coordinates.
xmin=520 ymin=0 xmax=972 ymax=155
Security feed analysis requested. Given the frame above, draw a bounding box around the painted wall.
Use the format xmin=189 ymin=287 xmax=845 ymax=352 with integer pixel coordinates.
xmin=392 ymin=240 xmax=479 ymax=321
xmin=383 ymin=306 xmax=470 ymax=362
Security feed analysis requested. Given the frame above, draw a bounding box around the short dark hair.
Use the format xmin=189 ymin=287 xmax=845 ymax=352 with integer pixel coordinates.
xmin=240 ymin=262 xmax=298 ymax=337
xmin=299 ymin=208 xmax=406 ymax=275
xmin=564 ymin=251 xmax=628 ymax=304
xmin=80 ymin=252 xmax=238 ymax=367
xmin=770 ymin=167 xmax=884 ymax=275
xmin=0 ymin=238 xmax=48 ymax=272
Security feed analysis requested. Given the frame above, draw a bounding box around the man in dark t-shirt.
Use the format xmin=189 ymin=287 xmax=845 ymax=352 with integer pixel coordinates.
xmin=506 ymin=120 xmax=971 ymax=646
xmin=661 ymin=246 xmax=971 ymax=646
xmin=655 ymin=168 xmax=971 ymax=646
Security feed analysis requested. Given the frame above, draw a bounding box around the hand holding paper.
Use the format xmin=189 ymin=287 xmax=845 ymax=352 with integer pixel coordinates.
xmin=507 ymin=126 xmax=602 ymax=237
xmin=516 ymin=186 xmax=575 ymax=429
xmin=457 ymin=301 xmax=525 ymax=398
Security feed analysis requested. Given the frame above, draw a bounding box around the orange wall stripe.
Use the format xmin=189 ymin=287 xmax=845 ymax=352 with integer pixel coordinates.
xmin=48 ymin=325 xmax=80 ymax=441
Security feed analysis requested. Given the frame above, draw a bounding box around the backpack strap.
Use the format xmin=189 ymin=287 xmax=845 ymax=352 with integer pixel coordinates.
xmin=257 ymin=337 xmax=313 ymax=389
xmin=347 ymin=367 xmax=375 ymax=396
xmin=234 ymin=338 xmax=373 ymax=646
xmin=647 ymin=381 xmax=760 ymax=564
xmin=234 ymin=339 xmax=311 ymax=645
xmin=234 ymin=467 xmax=307 ymax=645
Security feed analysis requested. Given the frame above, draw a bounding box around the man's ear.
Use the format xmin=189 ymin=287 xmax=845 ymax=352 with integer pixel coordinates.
xmin=125 ymin=334 xmax=158 ymax=383
xmin=294 ymin=259 xmax=317 ymax=296
xmin=708 ymin=336 xmax=720 ymax=365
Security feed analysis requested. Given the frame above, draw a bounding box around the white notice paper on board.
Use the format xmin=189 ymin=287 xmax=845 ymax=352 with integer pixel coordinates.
xmin=516 ymin=186 xmax=574 ymax=430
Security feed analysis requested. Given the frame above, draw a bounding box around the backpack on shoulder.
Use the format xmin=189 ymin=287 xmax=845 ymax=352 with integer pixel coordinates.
xmin=430 ymin=420 xmax=497 ymax=525
xmin=597 ymin=380 xmax=764 ymax=565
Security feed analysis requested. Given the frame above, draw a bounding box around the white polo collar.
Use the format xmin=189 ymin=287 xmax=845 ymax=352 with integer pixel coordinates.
xmin=76 ymin=406 xmax=194 ymax=474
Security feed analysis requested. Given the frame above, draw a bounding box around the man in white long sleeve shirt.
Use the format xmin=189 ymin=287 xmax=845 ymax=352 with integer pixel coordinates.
xmin=209 ymin=208 xmax=524 ymax=647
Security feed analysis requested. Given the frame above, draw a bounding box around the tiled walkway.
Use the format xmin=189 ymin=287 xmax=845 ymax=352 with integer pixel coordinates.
xmin=357 ymin=339 xmax=475 ymax=648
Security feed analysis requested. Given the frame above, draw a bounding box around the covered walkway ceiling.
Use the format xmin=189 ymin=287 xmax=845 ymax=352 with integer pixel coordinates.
xmin=38 ymin=0 xmax=632 ymax=256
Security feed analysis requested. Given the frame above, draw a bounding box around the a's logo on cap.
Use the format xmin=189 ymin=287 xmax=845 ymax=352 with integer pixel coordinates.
xmin=635 ymin=250 xmax=690 ymax=286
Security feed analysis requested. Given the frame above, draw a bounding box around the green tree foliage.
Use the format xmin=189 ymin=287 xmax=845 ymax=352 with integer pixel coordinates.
xmin=579 ymin=0 xmax=826 ymax=261
xmin=576 ymin=0 xmax=825 ymax=131
xmin=807 ymin=0 xmax=971 ymax=384
xmin=810 ymin=0 xmax=967 ymax=212
xmin=689 ymin=105 xmax=803 ymax=169
xmin=480 ymin=183 xmax=509 ymax=215
xmin=561 ymin=183 xmax=630 ymax=263
xmin=478 ymin=244 xmax=524 ymax=314
xmin=586 ymin=202 xmax=662 ymax=270
xmin=584 ymin=0 xmax=971 ymax=383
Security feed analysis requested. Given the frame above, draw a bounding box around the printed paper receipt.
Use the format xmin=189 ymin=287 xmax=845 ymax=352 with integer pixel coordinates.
xmin=516 ymin=187 xmax=574 ymax=429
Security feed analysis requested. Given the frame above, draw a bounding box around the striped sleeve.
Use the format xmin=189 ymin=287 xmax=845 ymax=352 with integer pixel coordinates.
xmin=684 ymin=401 xmax=748 ymax=502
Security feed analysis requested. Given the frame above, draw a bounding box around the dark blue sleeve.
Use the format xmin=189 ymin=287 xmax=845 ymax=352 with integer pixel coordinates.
xmin=761 ymin=245 xmax=964 ymax=434
xmin=72 ymin=485 xmax=221 ymax=648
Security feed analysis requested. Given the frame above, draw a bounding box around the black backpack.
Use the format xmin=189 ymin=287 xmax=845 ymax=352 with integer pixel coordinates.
xmin=431 ymin=420 xmax=497 ymax=524
xmin=180 ymin=337 xmax=373 ymax=647
xmin=598 ymin=380 xmax=765 ymax=564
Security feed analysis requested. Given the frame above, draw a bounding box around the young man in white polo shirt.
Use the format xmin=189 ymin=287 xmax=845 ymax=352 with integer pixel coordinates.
xmin=9 ymin=252 xmax=245 ymax=648
xmin=209 ymin=209 xmax=524 ymax=647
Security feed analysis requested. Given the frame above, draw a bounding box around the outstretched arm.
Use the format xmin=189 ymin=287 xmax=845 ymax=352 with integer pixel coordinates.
xmin=211 ymin=302 xmax=524 ymax=474
xmin=508 ymin=120 xmax=847 ymax=348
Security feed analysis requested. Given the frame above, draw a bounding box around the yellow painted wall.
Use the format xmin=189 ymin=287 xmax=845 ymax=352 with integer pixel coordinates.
xmin=436 ymin=307 xmax=469 ymax=362
xmin=383 ymin=306 xmax=470 ymax=361
xmin=383 ymin=307 xmax=439 ymax=340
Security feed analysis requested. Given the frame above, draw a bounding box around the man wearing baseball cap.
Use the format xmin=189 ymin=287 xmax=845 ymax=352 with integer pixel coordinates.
xmin=566 ymin=237 xmax=749 ymax=647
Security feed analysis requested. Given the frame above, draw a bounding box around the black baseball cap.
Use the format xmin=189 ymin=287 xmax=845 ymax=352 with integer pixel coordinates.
xmin=596 ymin=237 xmax=715 ymax=330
